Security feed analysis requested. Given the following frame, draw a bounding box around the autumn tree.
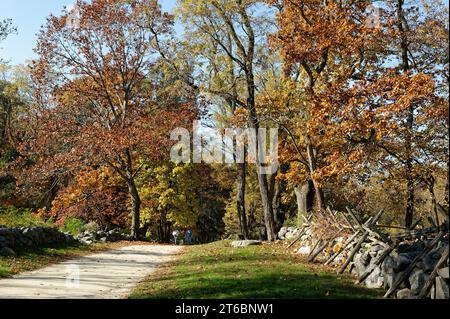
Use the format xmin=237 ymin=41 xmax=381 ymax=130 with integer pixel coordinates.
xmin=0 ymin=80 xmax=21 ymax=160
xmin=381 ymin=0 xmax=449 ymax=225
xmin=0 ymin=64 xmax=32 ymax=205
xmin=137 ymin=162 xmax=229 ymax=242
xmin=138 ymin=163 xmax=200 ymax=242
xmin=266 ymin=0 xmax=379 ymax=212
xmin=0 ymin=18 xmax=19 ymax=164
xmin=19 ymin=0 xmax=196 ymax=239
xmin=0 ymin=64 xmax=31 ymax=152
xmin=44 ymin=167 xmax=129 ymax=229
xmin=255 ymin=61 xmax=315 ymax=220
xmin=269 ymin=0 xmax=448 ymax=227
xmin=172 ymin=0 xmax=279 ymax=241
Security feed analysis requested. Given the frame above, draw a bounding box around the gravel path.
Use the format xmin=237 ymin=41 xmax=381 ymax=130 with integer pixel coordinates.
xmin=0 ymin=245 xmax=182 ymax=299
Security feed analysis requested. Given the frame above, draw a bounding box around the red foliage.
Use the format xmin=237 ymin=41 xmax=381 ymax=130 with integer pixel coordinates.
xmin=14 ymin=0 xmax=198 ymax=236
xmin=43 ymin=168 xmax=129 ymax=228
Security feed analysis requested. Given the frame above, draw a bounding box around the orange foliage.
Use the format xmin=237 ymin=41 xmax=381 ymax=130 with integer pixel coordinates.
xmin=44 ymin=167 xmax=129 ymax=228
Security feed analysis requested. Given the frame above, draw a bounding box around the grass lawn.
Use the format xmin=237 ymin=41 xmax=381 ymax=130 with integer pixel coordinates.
xmin=130 ymin=240 xmax=383 ymax=299
xmin=0 ymin=241 xmax=129 ymax=278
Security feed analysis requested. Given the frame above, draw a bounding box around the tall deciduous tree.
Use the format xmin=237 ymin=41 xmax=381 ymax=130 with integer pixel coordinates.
xmin=174 ymin=0 xmax=278 ymax=241
xmin=19 ymin=0 xmax=196 ymax=238
xmin=269 ymin=0 xmax=447 ymax=227
xmin=384 ymin=0 xmax=449 ymax=226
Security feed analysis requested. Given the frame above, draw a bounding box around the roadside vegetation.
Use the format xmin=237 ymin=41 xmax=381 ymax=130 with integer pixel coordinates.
xmin=0 ymin=206 xmax=53 ymax=228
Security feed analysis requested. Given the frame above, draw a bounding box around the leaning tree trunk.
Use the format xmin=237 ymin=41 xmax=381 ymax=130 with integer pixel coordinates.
xmin=428 ymin=180 xmax=440 ymax=226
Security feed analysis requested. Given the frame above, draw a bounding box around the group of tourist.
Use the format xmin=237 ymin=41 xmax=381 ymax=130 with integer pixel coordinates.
xmin=171 ymin=228 xmax=193 ymax=245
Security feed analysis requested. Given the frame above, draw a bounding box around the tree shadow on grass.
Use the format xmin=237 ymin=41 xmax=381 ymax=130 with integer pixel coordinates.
xmin=134 ymin=245 xmax=383 ymax=300
xmin=139 ymin=270 xmax=382 ymax=299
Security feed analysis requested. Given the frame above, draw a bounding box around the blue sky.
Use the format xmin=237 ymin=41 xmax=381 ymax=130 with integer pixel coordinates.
xmin=0 ymin=0 xmax=177 ymax=65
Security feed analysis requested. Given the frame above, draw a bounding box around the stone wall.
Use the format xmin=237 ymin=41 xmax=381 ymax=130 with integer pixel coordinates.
xmin=0 ymin=225 xmax=134 ymax=257
xmin=350 ymin=240 xmax=448 ymax=298
xmin=0 ymin=226 xmax=77 ymax=256
xmin=75 ymin=229 xmax=132 ymax=244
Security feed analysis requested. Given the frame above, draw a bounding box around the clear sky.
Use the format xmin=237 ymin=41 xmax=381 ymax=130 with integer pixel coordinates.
xmin=0 ymin=0 xmax=178 ymax=65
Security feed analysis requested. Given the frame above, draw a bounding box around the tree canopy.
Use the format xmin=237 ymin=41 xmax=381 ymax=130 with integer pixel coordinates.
xmin=0 ymin=0 xmax=448 ymax=242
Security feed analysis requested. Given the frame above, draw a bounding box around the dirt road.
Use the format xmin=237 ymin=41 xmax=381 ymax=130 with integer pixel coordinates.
xmin=0 ymin=245 xmax=181 ymax=299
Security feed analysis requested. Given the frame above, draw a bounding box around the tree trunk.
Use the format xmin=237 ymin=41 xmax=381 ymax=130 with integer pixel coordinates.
xmin=258 ymin=174 xmax=276 ymax=241
xmin=294 ymin=180 xmax=314 ymax=223
xmin=140 ymin=222 xmax=151 ymax=239
xmin=248 ymin=112 xmax=276 ymax=241
xmin=405 ymin=106 xmax=415 ymax=228
xmin=165 ymin=223 xmax=172 ymax=243
xmin=270 ymin=171 xmax=288 ymax=234
xmin=428 ymin=177 xmax=440 ymax=226
xmin=236 ymin=162 xmax=249 ymax=239
xmin=158 ymin=218 xmax=163 ymax=242
xmin=253 ymin=127 xmax=276 ymax=240
xmin=127 ymin=178 xmax=141 ymax=240
xmin=405 ymin=172 xmax=414 ymax=228
xmin=397 ymin=0 xmax=415 ymax=228
xmin=239 ymin=9 xmax=276 ymax=240
xmin=247 ymin=200 xmax=256 ymax=231
xmin=159 ymin=211 xmax=171 ymax=243
xmin=41 ymin=175 xmax=67 ymax=211
xmin=271 ymin=177 xmax=282 ymax=232
xmin=227 ymin=52 xmax=249 ymax=240
xmin=305 ymin=135 xmax=325 ymax=210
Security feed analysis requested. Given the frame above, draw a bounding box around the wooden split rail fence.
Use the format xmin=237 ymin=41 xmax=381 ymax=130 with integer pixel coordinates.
xmin=287 ymin=205 xmax=449 ymax=299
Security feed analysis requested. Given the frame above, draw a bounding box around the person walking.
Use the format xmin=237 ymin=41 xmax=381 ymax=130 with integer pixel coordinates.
xmin=172 ymin=229 xmax=179 ymax=245
xmin=185 ymin=228 xmax=193 ymax=245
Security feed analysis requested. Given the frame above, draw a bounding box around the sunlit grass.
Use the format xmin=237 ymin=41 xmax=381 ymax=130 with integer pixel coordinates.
xmin=130 ymin=241 xmax=383 ymax=299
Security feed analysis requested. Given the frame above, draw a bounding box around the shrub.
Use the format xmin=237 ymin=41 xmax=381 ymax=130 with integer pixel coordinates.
xmin=84 ymin=221 xmax=101 ymax=233
xmin=46 ymin=167 xmax=129 ymax=229
xmin=60 ymin=217 xmax=85 ymax=235
xmin=282 ymin=215 xmax=301 ymax=228
xmin=0 ymin=206 xmax=52 ymax=228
